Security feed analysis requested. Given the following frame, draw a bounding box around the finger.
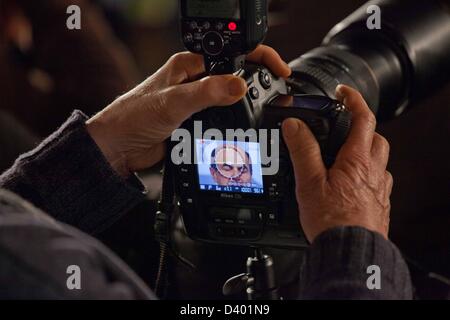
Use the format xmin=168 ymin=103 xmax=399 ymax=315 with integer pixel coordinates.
xmin=371 ymin=133 xmax=390 ymax=171
xmin=247 ymin=45 xmax=292 ymax=78
xmin=282 ymin=118 xmax=326 ymax=188
xmin=335 ymin=85 xmax=377 ymax=158
xmin=158 ymin=52 xmax=205 ymax=86
xmin=161 ymin=75 xmax=247 ymax=125
xmin=157 ymin=46 xmax=291 ymax=87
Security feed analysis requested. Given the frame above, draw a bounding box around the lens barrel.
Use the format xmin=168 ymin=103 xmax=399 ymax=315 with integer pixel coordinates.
xmin=289 ymin=0 xmax=450 ymax=120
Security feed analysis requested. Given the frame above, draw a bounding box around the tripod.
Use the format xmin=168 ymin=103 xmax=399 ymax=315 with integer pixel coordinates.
xmin=223 ymin=248 xmax=281 ymax=300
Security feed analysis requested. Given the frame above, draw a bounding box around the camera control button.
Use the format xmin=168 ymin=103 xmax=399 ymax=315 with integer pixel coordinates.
xmin=259 ymin=70 xmax=272 ymax=89
xmin=181 ymin=182 xmax=190 ymax=188
xmin=193 ymin=43 xmax=202 ymax=52
xmin=216 ymin=22 xmax=225 ymax=31
xmin=249 ymin=87 xmax=260 ymax=100
xmin=257 ymin=211 xmax=264 ymax=221
xmin=183 ymin=33 xmax=193 ymax=43
xmin=202 ymin=21 xmax=211 ymax=30
xmin=180 ymin=166 xmax=190 ymax=174
xmin=238 ymin=229 xmax=248 ymax=237
xmin=256 ymin=15 xmax=263 ymax=25
xmin=189 ymin=21 xmax=198 ymax=29
xmin=202 ymin=32 xmax=224 ymax=55
xmin=268 ymin=213 xmax=278 ymax=225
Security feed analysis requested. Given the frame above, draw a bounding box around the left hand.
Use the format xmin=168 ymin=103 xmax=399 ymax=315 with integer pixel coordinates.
xmin=87 ymin=45 xmax=292 ymax=177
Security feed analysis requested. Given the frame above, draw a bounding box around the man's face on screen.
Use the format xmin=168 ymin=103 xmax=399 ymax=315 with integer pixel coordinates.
xmin=210 ymin=146 xmax=252 ymax=186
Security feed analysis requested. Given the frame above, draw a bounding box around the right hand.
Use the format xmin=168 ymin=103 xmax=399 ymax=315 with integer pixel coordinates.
xmin=282 ymin=85 xmax=392 ymax=242
xmin=87 ymin=45 xmax=291 ymax=177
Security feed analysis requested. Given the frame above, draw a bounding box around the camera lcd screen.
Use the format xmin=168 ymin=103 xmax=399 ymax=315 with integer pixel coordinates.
xmin=195 ymin=139 xmax=264 ymax=194
xmin=186 ymin=0 xmax=241 ymax=20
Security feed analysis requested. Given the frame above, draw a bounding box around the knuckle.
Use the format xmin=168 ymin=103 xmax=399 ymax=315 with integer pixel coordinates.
xmin=199 ymin=78 xmax=220 ymax=101
xmin=167 ymin=52 xmax=192 ymax=71
xmin=379 ymin=135 xmax=390 ymax=154
xmin=364 ymin=112 xmax=377 ymax=127
xmin=169 ymin=52 xmax=187 ymax=65
xmin=373 ymin=133 xmax=390 ymax=153
xmin=385 ymin=171 xmax=393 ymax=184
xmin=200 ymin=77 xmax=215 ymax=91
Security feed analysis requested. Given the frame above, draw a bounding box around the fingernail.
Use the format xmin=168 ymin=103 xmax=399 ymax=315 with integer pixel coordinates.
xmin=282 ymin=118 xmax=300 ymax=138
xmin=228 ymin=78 xmax=246 ymax=97
xmin=335 ymin=84 xmax=346 ymax=100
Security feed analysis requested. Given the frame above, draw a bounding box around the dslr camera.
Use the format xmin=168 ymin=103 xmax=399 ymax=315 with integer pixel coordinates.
xmin=167 ymin=0 xmax=352 ymax=249
xmin=160 ymin=0 xmax=449 ymax=250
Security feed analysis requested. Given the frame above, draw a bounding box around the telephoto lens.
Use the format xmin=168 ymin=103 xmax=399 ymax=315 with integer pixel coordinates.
xmin=288 ymin=0 xmax=450 ymax=120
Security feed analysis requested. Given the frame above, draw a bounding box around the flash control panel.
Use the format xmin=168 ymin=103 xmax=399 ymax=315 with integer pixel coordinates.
xmin=182 ymin=19 xmax=244 ymax=56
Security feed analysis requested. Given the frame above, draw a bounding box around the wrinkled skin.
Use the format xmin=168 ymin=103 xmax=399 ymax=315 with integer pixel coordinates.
xmin=87 ymin=47 xmax=391 ymax=242
xmin=87 ymin=45 xmax=291 ymax=177
xmin=282 ymin=85 xmax=392 ymax=242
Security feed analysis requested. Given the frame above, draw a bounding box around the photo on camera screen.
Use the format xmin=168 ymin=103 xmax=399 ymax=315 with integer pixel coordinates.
xmin=195 ymin=139 xmax=264 ymax=194
xmin=186 ymin=0 xmax=241 ymax=20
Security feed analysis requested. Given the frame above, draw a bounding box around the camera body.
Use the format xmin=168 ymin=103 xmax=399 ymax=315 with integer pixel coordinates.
xmin=172 ymin=0 xmax=356 ymax=249
xmin=170 ymin=64 xmax=351 ymax=248
xmin=180 ymin=0 xmax=268 ymax=74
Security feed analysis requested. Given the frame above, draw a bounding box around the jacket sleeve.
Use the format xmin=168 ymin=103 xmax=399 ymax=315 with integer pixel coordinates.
xmin=0 ymin=111 xmax=147 ymax=235
xmin=298 ymin=226 xmax=414 ymax=300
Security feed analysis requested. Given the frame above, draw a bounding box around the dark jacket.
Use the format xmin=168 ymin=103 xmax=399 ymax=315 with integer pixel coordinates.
xmin=0 ymin=111 xmax=413 ymax=299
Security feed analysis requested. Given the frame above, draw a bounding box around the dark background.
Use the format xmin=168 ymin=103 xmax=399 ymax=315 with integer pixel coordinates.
xmin=0 ymin=0 xmax=448 ymax=299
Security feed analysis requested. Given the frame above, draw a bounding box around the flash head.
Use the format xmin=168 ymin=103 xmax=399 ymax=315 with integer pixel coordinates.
xmin=180 ymin=0 xmax=269 ymax=74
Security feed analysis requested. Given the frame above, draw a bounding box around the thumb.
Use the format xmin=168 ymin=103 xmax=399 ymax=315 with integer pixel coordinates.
xmin=162 ymin=75 xmax=247 ymax=124
xmin=282 ymin=118 xmax=326 ymax=188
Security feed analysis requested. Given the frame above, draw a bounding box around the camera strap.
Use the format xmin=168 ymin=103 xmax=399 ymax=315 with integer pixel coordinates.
xmin=154 ymin=140 xmax=175 ymax=297
xmin=155 ymin=160 xmax=175 ymax=245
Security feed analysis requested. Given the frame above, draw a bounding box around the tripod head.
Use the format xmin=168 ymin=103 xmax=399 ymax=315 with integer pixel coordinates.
xmin=223 ymin=248 xmax=280 ymax=300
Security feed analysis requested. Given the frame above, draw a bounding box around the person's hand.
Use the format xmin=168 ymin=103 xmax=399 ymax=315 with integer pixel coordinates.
xmin=282 ymin=85 xmax=392 ymax=242
xmin=87 ymin=45 xmax=291 ymax=177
